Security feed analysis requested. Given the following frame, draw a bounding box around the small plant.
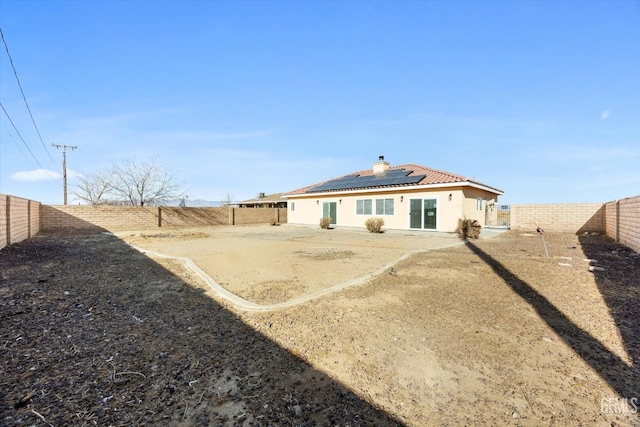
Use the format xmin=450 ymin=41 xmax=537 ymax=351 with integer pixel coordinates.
xmin=319 ymin=217 xmax=332 ymax=229
xmin=365 ymin=217 xmax=384 ymax=233
xmin=458 ymin=218 xmax=481 ymax=239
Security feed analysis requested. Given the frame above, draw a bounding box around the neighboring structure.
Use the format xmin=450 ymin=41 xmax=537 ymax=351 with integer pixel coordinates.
xmin=284 ymin=157 xmax=503 ymax=233
xmin=238 ymin=192 xmax=287 ymax=209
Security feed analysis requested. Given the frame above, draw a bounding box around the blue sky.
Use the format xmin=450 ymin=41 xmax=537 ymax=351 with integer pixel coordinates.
xmin=1 ymin=0 xmax=638 ymax=205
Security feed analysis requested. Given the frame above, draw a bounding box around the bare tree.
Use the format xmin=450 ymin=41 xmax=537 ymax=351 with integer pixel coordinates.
xmin=223 ymin=192 xmax=234 ymax=207
xmin=110 ymin=158 xmax=182 ymax=206
xmin=74 ymin=158 xmax=183 ymax=206
xmin=73 ymin=167 xmax=115 ymax=205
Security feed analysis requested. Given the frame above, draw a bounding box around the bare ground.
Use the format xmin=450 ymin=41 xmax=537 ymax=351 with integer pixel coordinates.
xmin=1 ymin=225 xmax=639 ymax=426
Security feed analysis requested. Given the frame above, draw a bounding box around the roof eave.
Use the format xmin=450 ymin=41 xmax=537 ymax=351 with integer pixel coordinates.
xmin=284 ymin=180 xmax=503 ymax=198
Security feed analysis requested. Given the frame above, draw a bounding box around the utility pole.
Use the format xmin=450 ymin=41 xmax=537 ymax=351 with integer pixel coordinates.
xmin=52 ymin=144 xmax=77 ymax=205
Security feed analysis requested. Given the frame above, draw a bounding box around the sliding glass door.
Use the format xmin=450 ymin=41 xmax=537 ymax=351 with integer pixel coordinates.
xmin=409 ymin=198 xmax=437 ymax=230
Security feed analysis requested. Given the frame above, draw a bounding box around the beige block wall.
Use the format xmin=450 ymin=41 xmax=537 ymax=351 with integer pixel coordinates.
xmin=159 ymin=207 xmax=229 ymax=227
xmin=232 ymin=207 xmax=286 ymax=225
xmin=604 ymin=201 xmax=618 ymax=241
xmin=0 ymin=196 xmax=6 ymax=249
xmin=41 ymin=205 xmax=160 ymax=232
xmin=3 ymin=191 xmax=638 ymax=255
xmin=10 ymin=197 xmax=29 ymax=242
xmin=40 ymin=205 xmax=288 ymax=232
xmin=606 ymin=196 xmax=640 ymax=253
xmin=30 ymin=199 xmax=40 ymax=237
xmin=510 ymin=203 xmax=604 ymax=233
xmin=0 ymin=195 xmax=41 ymax=250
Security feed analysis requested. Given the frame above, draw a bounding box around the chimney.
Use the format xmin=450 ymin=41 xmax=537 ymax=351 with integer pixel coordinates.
xmin=257 ymin=192 xmax=265 ymax=199
xmin=373 ymin=155 xmax=389 ymax=175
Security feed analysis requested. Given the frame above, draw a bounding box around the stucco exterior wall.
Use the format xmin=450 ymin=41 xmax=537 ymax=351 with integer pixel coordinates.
xmin=461 ymin=187 xmax=499 ymax=226
xmin=287 ymin=187 xmax=499 ymax=232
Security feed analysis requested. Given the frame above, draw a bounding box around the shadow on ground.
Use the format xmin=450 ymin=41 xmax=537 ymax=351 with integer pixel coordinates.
xmin=578 ymin=234 xmax=640 ymax=401
xmin=466 ymin=237 xmax=640 ymax=410
xmin=0 ymin=233 xmax=401 ymax=426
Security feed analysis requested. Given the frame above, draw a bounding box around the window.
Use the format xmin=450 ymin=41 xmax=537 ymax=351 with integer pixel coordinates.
xmin=291 ymin=202 xmax=295 ymax=211
xmin=375 ymin=198 xmax=394 ymax=215
xmin=477 ymin=197 xmax=483 ymax=211
xmin=356 ymin=199 xmax=372 ymax=215
xmin=375 ymin=199 xmax=383 ymax=215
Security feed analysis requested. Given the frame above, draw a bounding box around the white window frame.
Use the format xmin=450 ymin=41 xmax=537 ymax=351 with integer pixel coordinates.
xmin=356 ymin=199 xmax=373 ymax=215
xmin=375 ymin=198 xmax=394 ymax=215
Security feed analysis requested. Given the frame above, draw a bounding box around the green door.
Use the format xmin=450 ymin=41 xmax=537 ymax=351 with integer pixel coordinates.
xmin=322 ymin=202 xmax=337 ymax=225
xmin=423 ymin=199 xmax=437 ymax=229
xmin=409 ymin=198 xmax=437 ymax=230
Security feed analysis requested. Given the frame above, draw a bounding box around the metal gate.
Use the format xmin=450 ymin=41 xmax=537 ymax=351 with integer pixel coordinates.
xmin=485 ymin=203 xmax=510 ymax=228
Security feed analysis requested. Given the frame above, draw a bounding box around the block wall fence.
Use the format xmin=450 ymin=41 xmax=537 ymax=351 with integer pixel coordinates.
xmin=511 ymin=195 xmax=640 ymax=253
xmin=510 ymin=203 xmax=605 ymax=233
xmin=605 ymin=196 xmax=640 ymax=254
xmin=0 ymin=194 xmax=287 ymax=250
xmin=1 ymin=195 xmax=41 ymax=249
xmin=39 ymin=205 xmax=287 ymax=232
xmin=0 ymin=193 xmax=637 ymax=254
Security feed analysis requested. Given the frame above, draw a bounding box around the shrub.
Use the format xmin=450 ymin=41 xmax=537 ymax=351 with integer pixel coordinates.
xmin=458 ymin=218 xmax=481 ymax=239
xmin=319 ymin=217 xmax=332 ymax=229
xmin=365 ymin=217 xmax=384 ymax=233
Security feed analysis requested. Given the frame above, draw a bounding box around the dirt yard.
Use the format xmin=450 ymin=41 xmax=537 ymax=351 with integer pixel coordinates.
xmin=119 ymin=225 xmax=461 ymax=308
xmin=1 ymin=225 xmax=638 ymax=426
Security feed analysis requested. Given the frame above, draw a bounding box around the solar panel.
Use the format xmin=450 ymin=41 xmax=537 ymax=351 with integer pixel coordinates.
xmin=307 ymin=169 xmax=426 ymax=193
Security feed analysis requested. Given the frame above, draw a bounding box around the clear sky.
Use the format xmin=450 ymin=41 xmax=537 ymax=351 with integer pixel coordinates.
xmin=1 ymin=0 xmax=638 ymax=205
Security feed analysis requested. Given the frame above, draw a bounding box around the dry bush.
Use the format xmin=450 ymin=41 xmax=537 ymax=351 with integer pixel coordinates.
xmin=365 ymin=217 xmax=385 ymax=233
xmin=319 ymin=217 xmax=332 ymax=229
xmin=458 ymin=218 xmax=481 ymax=239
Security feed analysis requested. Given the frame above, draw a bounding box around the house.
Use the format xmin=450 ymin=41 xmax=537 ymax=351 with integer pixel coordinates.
xmin=284 ymin=157 xmax=503 ymax=232
xmin=238 ymin=192 xmax=287 ymax=209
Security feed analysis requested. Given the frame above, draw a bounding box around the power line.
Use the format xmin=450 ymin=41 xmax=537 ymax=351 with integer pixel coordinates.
xmin=0 ymin=101 xmax=56 ymax=178
xmin=1 ymin=119 xmax=38 ymax=170
xmin=0 ymin=26 xmax=55 ymax=164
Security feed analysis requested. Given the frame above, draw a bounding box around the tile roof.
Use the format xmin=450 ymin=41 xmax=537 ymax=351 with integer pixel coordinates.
xmin=285 ymin=164 xmax=503 ymax=195
xmin=240 ymin=192 xmax=285 ymax=203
